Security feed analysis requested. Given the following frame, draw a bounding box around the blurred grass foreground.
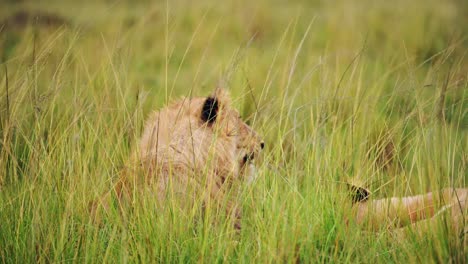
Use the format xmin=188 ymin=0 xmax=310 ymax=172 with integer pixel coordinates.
xmin=0 ymin=0 xmax=467 ymax=263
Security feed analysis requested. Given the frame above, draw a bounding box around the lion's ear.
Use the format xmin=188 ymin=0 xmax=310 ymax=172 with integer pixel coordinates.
xmin=201 ymin=97 xmax=219 ymax=124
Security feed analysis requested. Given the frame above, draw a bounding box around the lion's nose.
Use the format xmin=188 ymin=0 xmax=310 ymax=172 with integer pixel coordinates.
xmin=260 ymin=142 xmax=265 ymax=150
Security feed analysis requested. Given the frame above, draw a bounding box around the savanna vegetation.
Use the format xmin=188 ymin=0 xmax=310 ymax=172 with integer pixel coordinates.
xmin=0 ymin=0 xmax=467 ymax=262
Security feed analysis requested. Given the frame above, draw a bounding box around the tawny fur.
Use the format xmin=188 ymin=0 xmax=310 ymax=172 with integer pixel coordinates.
xmin=98 ymin=88 xmax=263 ymax=228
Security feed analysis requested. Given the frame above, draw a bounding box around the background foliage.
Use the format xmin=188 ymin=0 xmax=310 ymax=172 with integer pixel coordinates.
xmin=0 ymin=0 xmax=467 ymax=262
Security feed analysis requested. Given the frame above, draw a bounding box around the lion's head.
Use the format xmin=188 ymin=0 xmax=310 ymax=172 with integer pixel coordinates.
xmin=139 ymin=88 xmax=264 ymax=182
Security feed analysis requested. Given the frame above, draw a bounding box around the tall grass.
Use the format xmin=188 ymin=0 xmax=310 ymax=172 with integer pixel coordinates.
xmin=0 ymin=0 xmax=467 ymax=262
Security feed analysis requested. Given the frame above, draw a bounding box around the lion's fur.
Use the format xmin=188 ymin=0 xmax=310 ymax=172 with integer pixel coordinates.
xmin=100 ymin=88 xmax=263 ymax=226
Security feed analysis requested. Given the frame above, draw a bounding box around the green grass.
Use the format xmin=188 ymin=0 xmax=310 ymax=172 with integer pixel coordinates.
xmin=0 ymin=0 xmax=467 ymax=262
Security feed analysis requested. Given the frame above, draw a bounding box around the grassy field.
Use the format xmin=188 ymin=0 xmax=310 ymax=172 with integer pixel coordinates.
xmin=0 ymin=0 xmax=467 ymax=262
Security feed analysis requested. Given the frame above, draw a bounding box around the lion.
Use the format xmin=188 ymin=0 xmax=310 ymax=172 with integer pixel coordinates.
xmin=95 ymin=88 xmax=264 ymax=228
